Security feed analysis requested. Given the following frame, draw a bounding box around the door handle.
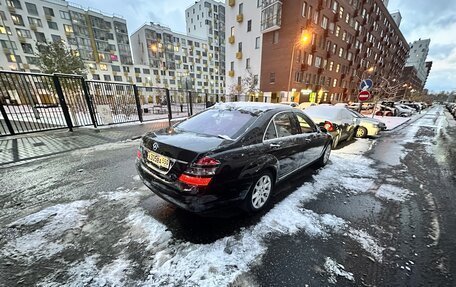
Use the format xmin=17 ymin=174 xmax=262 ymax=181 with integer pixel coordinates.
xmin=270 ymin=143 xmax=281 ymax=148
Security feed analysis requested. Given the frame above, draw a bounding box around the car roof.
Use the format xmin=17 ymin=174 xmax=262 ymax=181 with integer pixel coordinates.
xmin=212 ymin=102 xmax=293 ymax=114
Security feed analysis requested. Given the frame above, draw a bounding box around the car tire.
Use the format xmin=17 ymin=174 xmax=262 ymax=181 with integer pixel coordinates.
xmin=355 ymin=127 xmax=368 ymax=138
xmin=375 ymin=111 xmax=383 ymax=116
xmin=332 ymin=134 xmax=340 ymax=148
xmin=385 ymin=111 xmax=393 ymax=116
xmin=315 ymin=143 xmax=331 ymax=168
xmin=242 ymin=171 xmax=274 ymax=213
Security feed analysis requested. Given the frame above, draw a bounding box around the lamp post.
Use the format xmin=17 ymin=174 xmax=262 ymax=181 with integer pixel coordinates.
xmin=287 ymin=31 xmax=311 ymax=102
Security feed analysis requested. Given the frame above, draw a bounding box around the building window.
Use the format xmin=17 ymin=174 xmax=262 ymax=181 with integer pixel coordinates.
xmin=307 ymin=54 xmax=313 ymax=66
xmin=11 ymin=14 xmax=25 ymax=26
xmin=21 ymin=43 xmax=33 ymax=54
xmin=269 ymin=72 xmax=275 ymax=84
xmin=230 ymin=26 xmax=234 ymax=36
xmin=7 ymin=0 xmax=22 ymax=9
xmin=34 ymin=32 xmax=46 ymax=43
xmin=335 ymin=64 xmax=340 ymax=73
xmin=60 ymin=10 xmax=70 ymax=20
xmin=238 ymin=42 xmax=242 ymax=52
xmin=272 ymin=31 xmax=279 ymax=44
xmin=103 ymin=75 xmax=111 ymax=81
xmin=48 ymin=21 xmax=58 ymax=30
xmin=43 ymin=7 xmax=55 ymax=17
xmin=25 ymin=2 xmax=38 ymax=16
xmin=246 ymin=58 xmax=251 ymax=69
xmin=332 ymin=78 xmax=338 ymax=87
xmin=112 ymin=65 xmax=121 ymax=72
xmin=51 ymin=34 xmax=61 ymax=42
xmin=114 ymin=75 xmax=123 ymax=82
xmin=239 ymin=3 xmax=243 ymax=14
xmin=335 ymin=25 xmax=341 ymax=37
xmin=255 ymin=37 xmax=260 ymax=49
xmin=92 ymin=74 xmax=100 ymax=80
xmin=247 ymin=20 xmax=252 ymax=32
xmin=28 ymin=17 xmax=43 ymax=27
xmin=230 ymin=61 xmax=234 ymax=71
xmin=16 ymin=28 xmax=31 ymax=38
xmin=338 ymin=47 xmax=344 ymax=57
xmin=329 ymin=61 xmax=334 ymax=71
xmin=321 ymin=16 xmax=328 ymax=29
xmin=315 ymin=56 xmax=322 ymax=68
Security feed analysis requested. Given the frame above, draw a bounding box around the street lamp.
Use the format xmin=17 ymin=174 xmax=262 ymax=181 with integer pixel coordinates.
xmin=287 ymin=31 xmax=311 ymax=102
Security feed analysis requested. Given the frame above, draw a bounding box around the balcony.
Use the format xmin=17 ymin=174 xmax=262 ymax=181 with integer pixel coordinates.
xmin=236 ymin=14 xmax=244 ymax=23
xmin=261 ymin=1 xmax=282 ymax=33
xmin=236 ymin=52 xmax=243 ymax=59
xmin=8 ymin=6 xmax=16 ymax=13
xmin=23 ymin=64 xmax=30 ymax=69
xmin=228 ymin=70 xmax=235 ymax=77
xmin=18 ymin=36 xmax=26 ymax=43
xmin=30 ymin=24 xmax=37 ymax=31
xmin=228 ymin=0 xmax=235 ymax=7
xmin=45 ymin=14 xmax=53 ymax=21
xmin=228 ymin=35 xmax=235 ymax=44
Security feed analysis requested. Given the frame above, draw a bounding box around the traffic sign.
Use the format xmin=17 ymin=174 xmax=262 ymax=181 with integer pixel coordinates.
xmin=359 ymin=79 xmax=373 ymax=90
xmin=358 ymin=90 xmax=371 ymax=102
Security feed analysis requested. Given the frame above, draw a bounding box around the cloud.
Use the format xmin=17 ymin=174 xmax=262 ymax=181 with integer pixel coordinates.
xmin=388 ymin=0 xmax=456 ymax=92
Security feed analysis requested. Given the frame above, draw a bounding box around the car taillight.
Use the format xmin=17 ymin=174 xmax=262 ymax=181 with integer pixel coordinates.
xmin=178 ymin=174 xmax=212 ymax=187
xmin=179 ymin=156 xmax=220 ymax=187
xmin=324 ymin=121 xmax=335 ymax=132
xmin=136 ymin=147 xmax=143 ymax=159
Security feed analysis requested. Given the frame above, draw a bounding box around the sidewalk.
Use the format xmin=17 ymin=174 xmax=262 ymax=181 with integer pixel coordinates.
xmin=0 ymin=119 xmax=179 ymax=167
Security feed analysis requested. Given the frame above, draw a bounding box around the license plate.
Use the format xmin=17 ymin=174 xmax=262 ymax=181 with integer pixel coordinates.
xmin=147 ymin=151 xmax=170 ymax=169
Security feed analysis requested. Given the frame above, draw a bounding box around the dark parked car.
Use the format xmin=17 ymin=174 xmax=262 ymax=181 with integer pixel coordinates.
xmin=303 ymin=105 xmax=356 ymax=148
xmin=136 ymin=103 xmax=332 ymax=213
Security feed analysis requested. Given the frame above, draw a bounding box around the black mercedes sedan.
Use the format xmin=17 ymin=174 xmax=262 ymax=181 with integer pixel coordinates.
xmin=136 ymin=102 xmax=332 ymax=213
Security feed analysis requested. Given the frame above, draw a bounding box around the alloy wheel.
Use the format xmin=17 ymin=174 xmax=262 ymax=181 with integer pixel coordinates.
xmin=251 ymin=175 xmax=272 ymax=209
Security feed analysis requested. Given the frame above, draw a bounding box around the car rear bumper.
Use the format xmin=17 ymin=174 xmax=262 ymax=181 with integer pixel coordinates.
xmin=136 ymin=160 xmax=250 ymax=213
xmin=366 ymin=126 xmax=381 ymax=136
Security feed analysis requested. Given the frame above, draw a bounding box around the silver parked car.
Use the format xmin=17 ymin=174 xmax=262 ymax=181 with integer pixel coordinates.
xmin=304 ymin=106 xmax=356 ymax=148
xmin=347 ymin=109 xmax=386 ymax=138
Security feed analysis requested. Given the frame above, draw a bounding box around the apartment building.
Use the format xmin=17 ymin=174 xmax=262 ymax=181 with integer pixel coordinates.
xmin=258 ymin=0 xmax=410 ymax=104
xmin=225 ymin=0 xmax=263 ymax=100
xmin=131 ymin=22 xmax=223 ymax=94
xmin=185 ymin=0 xmax=226 ymax=94
xmin=0 ymin=0 xmax=134 ymax=82
xmin=405 ymin=38 xmax=430 ymax=85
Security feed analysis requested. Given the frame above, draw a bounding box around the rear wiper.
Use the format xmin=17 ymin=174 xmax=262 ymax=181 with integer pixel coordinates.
xmin=217 ymin=134 xmax=234 ymax=141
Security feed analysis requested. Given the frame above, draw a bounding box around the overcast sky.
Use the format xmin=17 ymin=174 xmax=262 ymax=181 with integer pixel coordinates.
xmin=72 ymin=0 xmax=456 ymax=92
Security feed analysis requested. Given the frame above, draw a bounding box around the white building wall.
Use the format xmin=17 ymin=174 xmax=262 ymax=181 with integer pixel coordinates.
xmin=406 ymin=38 xmax=431 ymax=83
xmin=0 ymin=0 xmax=135 ymax=83
xmin=130 ymin=23 xmax=222 ymax=94
xmin=225 ymin=0 xmax=262 ymax=99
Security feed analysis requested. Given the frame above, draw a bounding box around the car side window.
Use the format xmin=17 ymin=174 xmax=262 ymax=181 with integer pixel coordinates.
xmin=274 ymin=113 xmax=296 ymax=138
xmin=264 ymin=121 xmax=277 ymax=140
xmin=295 ymin=114 xmax=316 ymax=134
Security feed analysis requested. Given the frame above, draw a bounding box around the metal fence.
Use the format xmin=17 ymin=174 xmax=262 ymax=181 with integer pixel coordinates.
xmin=0 ymin=70 xmax=249 ymax=137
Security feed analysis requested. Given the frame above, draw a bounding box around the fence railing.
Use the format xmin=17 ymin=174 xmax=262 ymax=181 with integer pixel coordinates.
xmin=0 ymin=70 xmax=250 ymax=137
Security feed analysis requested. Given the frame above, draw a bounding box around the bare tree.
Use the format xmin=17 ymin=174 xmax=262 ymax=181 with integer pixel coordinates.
xmin=228 ymin=70 xmax=260 ymax=101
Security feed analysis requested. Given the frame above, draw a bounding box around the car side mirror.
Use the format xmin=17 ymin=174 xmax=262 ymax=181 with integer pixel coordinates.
xmin=320 ymin=127 xmax=328 ymax=133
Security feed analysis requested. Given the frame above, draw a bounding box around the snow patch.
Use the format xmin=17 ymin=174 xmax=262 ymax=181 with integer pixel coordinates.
xmin=324 ymin=257 xmax=355 ymax=284
xmin=2 ymin=200 xmax=93 ymax=262
xmin=348 ymin=229 xmax=385 ymax=262
xmin=375 ymin=184 xmax=411 ymax=202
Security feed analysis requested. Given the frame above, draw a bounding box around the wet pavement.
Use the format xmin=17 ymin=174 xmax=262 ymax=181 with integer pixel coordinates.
xmin=0 ymin=106 xmax=454 ymax=286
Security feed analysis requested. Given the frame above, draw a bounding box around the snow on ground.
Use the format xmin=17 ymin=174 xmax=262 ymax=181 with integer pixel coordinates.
xmin=2 ymin=200 xmax=93 ymax=263
xmin=2 ymin=138 xmax=411 ymax=286
xmin=375 ymin=184 xmax=412 ymax=202
xmin=324 ymin=257 xmax=355 ymax=284
xmin=373 ymin=116 xmax=410 ymax=130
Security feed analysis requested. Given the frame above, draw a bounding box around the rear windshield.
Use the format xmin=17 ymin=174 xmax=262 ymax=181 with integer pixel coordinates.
xmin=176 ymin=108 xmax=257 ymax=138
xmin=304 ymin=107 xmax=340 ymax=120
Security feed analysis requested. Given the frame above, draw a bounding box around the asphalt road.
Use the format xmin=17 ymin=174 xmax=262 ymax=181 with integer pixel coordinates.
xmin=0 ymin=105 xmax=454 ymax=286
